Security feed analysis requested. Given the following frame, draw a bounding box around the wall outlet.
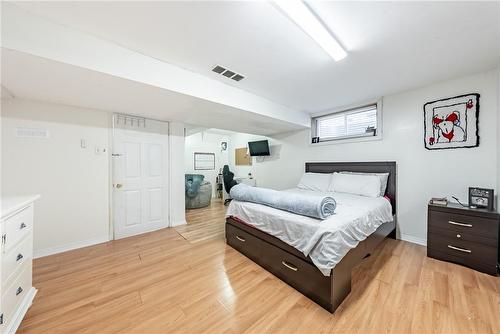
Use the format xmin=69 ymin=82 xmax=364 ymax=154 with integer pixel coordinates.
xmin=95 ymin=147 xmax=106 ymax=155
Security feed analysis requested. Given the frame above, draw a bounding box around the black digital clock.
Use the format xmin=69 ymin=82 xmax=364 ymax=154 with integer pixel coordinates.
xmin=468 ymin=187 xmax=494 ymax=211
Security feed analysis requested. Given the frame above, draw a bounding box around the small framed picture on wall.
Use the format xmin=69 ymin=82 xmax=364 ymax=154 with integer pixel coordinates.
xmin=194 ymin=152 xmax=216 ymax=170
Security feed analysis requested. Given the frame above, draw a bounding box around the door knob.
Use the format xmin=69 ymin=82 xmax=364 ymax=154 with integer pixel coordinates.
xmin=115 ymin=183 xmax=123 ymax=189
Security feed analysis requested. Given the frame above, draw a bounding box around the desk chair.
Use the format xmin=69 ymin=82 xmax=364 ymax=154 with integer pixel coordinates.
xmin=222 ymin=165 xmax=238 ymax=206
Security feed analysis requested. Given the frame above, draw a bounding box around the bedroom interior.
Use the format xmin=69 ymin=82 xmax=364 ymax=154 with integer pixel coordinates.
xmin=0 ymin=1 xmax=499 ymax=333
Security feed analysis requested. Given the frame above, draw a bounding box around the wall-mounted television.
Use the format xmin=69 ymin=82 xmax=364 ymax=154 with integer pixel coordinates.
xmin=248 ymin=140 xmax=270 ymax=156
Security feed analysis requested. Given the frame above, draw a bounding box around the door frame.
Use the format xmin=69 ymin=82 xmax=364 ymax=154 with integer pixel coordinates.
xmin=109 ymin=113 xmax=171 ymax=240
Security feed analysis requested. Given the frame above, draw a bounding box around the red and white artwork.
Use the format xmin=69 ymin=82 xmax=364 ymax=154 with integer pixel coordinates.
xmin=424 ymin=93 xmax=479 ymax=150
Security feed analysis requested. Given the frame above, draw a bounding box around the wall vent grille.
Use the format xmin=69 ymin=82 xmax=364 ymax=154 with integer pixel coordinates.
xmin=16 ymin=127 xmax=50 ymax=139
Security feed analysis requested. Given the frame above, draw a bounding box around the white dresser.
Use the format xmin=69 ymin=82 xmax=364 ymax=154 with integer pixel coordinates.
xmin=1 ymin=196 xmax=39 ymax=334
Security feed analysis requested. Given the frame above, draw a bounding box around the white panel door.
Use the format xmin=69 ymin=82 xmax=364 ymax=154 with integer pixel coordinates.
xmin=113 ymin=120 xmax=169 ymax=239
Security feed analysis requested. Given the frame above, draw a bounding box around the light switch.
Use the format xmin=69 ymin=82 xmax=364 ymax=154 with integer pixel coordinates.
xmin=81 ymin=139 xmax=87 ymax=148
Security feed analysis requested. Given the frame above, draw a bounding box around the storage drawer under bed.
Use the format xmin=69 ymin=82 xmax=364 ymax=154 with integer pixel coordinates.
xmin=226 ymin=222 xmax=332 ymax=309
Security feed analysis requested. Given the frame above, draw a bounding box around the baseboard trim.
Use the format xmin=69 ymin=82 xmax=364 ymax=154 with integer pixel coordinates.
xmin=170 ymin=219 xmax=187 ymax=227
xmin=399 ymin=234 xmax=427 ymax=246
xmin=4 ymin=287 xmax=37 ymax=334
xmin=34 ymin=236 xmax=110 ymax=258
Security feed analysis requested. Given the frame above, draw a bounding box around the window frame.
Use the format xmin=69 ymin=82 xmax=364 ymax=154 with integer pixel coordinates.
xmin=310 ymin=99 xmax=383 ymax=146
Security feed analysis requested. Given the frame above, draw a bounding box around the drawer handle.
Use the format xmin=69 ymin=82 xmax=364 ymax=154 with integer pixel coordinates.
xmin=235 ymin=235 xmax=246 ymax=242
xmin=20 ymin=222 xmax=27 ymax=230
xmin=16 ymin=253 xmax=24 ymax=261
xmin=456 ymin=234 xmax=461 ymax=238
xmin=281 ymin=261 xmax=298 ymax=272
xmin=448 ymin=221 xmax=472 ymax=228
xmin=448 ymin=245 xmax=471 ymax=253
xmin=16 ymin=287 xmax=23 ymax=296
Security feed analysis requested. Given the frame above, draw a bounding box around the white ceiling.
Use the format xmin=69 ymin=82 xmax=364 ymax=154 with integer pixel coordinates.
xmin=2 ymin=49 xmax=305 ymax=135
xmin=10 ymin=1 xmax=500 ymax=113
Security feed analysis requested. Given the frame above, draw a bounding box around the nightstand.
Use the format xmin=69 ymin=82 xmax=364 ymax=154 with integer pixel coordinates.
xmin=427 ymin=203 xmax=499 ymax=275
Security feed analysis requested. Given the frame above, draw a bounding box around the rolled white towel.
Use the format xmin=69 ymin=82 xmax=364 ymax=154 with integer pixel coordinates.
xmin=230 ymin=184 xmax=336 ymax=219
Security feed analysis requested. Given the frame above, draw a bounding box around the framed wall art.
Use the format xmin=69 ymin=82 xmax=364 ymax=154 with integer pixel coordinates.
xmin=424 ymin=93 xmax=479 ymax=150
xmin=194 ymin=152 xmax=216 ymax=170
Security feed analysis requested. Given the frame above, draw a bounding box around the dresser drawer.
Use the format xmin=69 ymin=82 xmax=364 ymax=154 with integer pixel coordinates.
xmin=428 ymin=210 xmax=498 ymax=239
xmin=4 ymin=205 xmax=33 ymax=251
xmin=2 ymin=234 xmax=33 ymax=287
xmin=2 ymin=262 xmax=32 ymax=327
xmin=427 ymin=233 xmax=498 ymax=274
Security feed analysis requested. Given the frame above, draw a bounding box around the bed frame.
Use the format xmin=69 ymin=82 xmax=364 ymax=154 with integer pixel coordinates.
xmin=225 ymin=161 xmax=397 ymax=313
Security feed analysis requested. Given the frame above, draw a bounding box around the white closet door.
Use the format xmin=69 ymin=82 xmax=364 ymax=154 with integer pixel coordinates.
xmin=113 ymin=118 xmax=169 ymax=239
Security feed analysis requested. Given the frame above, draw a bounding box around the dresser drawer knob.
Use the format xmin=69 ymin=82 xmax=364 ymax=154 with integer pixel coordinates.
xmin=448 ymin=221 xmax=472 ymax=228
xmin=448 ymin=245 xmax=471 ymax=253
xmin=20 ymin=222 xmax=27 ymax=230
xmin=235 ymin=235 xmax=246 ymax=242
xmin=16 ymin=287 xmax=23 ymax=296
xmin=281 ymin=261 xmax=298 ymax=272
xmin=456 ymin=234 xmax=461 ymax=238
xmin=16 ymin=253 xmax=24 ymax=261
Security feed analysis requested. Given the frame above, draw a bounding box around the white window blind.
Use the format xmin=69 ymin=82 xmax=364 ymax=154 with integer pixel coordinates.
xmin=314 ymin=104 xmax=378 ymax=142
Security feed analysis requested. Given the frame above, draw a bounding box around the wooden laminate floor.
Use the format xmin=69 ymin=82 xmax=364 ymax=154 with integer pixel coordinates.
xmin=176 ymin=199 xmax=227 ymax=243
xmin=19 ymin=217 xmax=500 ymax=333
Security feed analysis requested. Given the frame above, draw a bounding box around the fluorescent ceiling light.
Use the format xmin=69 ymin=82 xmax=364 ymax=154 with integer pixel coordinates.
xmin=274 ymin=0 xmax=347 ymax=61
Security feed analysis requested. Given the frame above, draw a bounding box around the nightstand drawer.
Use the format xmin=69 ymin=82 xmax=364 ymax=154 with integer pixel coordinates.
xmin=428 ymin=225 xmax=498 ymax=247
xmin=428 ymin=233 xmax=498 ymax=273
xmin=428 ymin=210 xmax=498 ymax=239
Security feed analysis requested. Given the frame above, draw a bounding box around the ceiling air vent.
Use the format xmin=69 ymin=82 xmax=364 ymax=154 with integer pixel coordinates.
xmin=212 ymin=65 xmax=226 ymax=74
xmin=211 ymin=65 xmax=245 ymax=82
xmin=222 ymin=70 xmax=236 ymax=78
xmin=232 ymin=74 xmax=245 ymax=82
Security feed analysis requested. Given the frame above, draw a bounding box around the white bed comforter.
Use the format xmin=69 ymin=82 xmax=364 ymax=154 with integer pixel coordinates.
xmin=226 ymin=188 xmax=393 ymax=276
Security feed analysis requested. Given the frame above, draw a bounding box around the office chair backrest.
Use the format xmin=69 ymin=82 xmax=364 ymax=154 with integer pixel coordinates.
xmin=222 ymin=165 xmax=237 ymax=193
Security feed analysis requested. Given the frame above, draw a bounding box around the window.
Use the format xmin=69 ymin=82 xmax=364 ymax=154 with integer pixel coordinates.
xmin=312 ymin=103 xmax=379 ymax=143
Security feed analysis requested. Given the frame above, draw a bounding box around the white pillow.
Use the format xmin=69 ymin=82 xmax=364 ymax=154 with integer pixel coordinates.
xmin=297 ymin=173 xmax=332 ymax=192
xmin=339 ymin=171 xmax=389 ymax=196
xmin=329 ymin=172 xmax=381 ymax=197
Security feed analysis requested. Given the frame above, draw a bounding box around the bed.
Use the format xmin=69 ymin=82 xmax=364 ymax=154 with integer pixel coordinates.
xmin=225 ymin=161 xmax=397 ymax=313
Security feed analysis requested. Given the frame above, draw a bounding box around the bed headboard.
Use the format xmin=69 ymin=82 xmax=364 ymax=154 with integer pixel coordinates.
xmin=305 ymin=161 xmax=397 ymax=214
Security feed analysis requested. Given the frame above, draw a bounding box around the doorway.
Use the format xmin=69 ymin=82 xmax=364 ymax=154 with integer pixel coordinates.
xmin=112 ymin=114 xmax=169 ymax=239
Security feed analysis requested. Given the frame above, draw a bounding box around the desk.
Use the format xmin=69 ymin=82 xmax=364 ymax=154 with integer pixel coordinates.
xmin=224 ymin=177 xmax=257 ymax=202
xmin=235 ymin=177 xmax=257 ymax=187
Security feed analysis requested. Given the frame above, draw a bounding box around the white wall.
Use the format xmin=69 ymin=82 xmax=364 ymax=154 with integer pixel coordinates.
xmin=1 ymin=98 xmax=187 ymax=254
xmin=497 ymin=65 xmax=500 ymax=209
xmin=228 ymin=70 xmax=499 ymax=245
xmin=1 ymin=99 xmax=111 ymax=255
xmin=169 ymin=122 xmax=186 ymax=226
xmin=228 ymin=133 xmax=276 ymax=183
xmin=185 ymin=131 xmax=229 ymax=197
